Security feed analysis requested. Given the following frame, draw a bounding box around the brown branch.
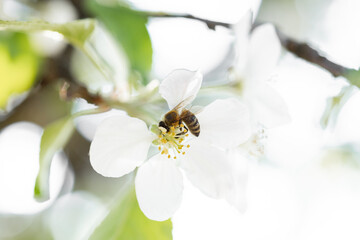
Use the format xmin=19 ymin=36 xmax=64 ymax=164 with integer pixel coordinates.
xmin=275 ymin=30 xmax=350 ymax=77
xmin=147 ymin=12 xmax=230 ymax=30
xmin=148 ymin=13 xmax=351 ymax=78
xmin=59 ymin=80 xmax=105 ymax=107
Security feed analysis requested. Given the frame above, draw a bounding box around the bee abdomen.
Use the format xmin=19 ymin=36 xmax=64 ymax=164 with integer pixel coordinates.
xmin=183 ymin=115 xmax=200 ymax=137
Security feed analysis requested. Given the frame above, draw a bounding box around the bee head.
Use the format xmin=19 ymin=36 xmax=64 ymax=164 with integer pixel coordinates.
xmin=158 ymin=121 xmax=170 ymax=133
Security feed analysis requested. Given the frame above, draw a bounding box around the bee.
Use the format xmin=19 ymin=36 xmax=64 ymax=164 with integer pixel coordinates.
xmin=159 ymin=97 xmax=200 ymax=137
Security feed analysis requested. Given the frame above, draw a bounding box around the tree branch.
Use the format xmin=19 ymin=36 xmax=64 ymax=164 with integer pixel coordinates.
xmin=146 ymin=12 xmax=230 ymax=30
xmin=148 ymin=12 xmax=352 ymax=78
xmin=275 ymin=30 xmax=350 ymax=77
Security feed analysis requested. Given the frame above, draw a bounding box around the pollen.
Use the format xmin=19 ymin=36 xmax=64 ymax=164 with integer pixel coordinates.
xmin=156 ymin=121 xmax=192 ymax=160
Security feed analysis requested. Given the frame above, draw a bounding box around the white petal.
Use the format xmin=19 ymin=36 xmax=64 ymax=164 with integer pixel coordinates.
xmin=224 ymin=149 xmax=249 ymax=212
xmin=245 ymin=24 xmax=281 ymax=83
xmin=250 ymin=0 xmax=263 ymax=19
xmin=197 ymin=98 xmax=251 ymax=148
xmin=135 ymin=154 xmax=183 ymax=221
xmin=159 ymin=69 xmax=203 ymax=110
xmin=233 ymin=11 xmax=252 ymax=75
xmin=89 ymin=116 xmax=153 ymax=178
xmin=180 ymin=140 xmax=232 ymax=199
xmin=248 ymin=83 xmax=291 ymax=128
xmin=72 ymin=99 xmax=126 ymax=141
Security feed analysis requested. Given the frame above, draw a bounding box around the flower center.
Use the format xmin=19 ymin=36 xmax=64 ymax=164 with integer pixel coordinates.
xmin=152 ymin=122 xmax=190 ymax=159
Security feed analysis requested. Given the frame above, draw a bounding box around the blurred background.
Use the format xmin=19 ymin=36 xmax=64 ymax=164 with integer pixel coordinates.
xmin=0 ymin=0 xmax=359 ymax=239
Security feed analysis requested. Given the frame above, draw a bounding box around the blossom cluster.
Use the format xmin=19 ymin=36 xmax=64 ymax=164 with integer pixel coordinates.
xmin=89 ymin=12 xmax=289 ymax=221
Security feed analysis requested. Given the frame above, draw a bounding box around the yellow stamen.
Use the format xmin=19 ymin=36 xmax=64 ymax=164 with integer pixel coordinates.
xmin=168 ymin=154 xmax=171 ymax=159
xmin=180 ymin=123 xmax=184 ymax=128
xmin=185 ymin=134 xmax=189 ymax=137
xmin=182 ymin=152 xmax=185 ymax=155
xmin=187 ymin=144 xmax=190 ymax=148
xmin=158 ymin=146 xmax=161 ymax=150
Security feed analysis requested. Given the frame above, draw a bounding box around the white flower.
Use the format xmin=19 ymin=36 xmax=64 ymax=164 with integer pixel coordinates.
xmin=89 ymin=69 xmax=252 ymax=221
xmin=232 ymin=12 xmax=290 ymax=129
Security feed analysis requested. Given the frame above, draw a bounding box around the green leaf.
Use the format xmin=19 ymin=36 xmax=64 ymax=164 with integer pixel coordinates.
xmin=344 ymin=69 xmax=360 ymax=89
xmin=320 ymin=85 xmax=357 ymax=129
xmin=34 ymin=107 xmax=111 ymax=200
xmin=34 ymin=116 xmax=75 ymax=201
xmin=86 ymin=1 xmax=153 ymax=81
xmin=90 ymin=188 xmax=173 ymax=240
xmin=0 ymin=19 xmax=96 ymax=48
xmin=0 ymin=32 xmax=40 ymax=109
xmin=0 ymin=19 xmax=120 ymax=86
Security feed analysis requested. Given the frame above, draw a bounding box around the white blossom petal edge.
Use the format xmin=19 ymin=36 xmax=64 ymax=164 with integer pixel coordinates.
xmin=233 ymin=17 xmax=291 ymax=128
xmin=90 ymin=116 xmax=154 ymax=178
xmin=159 ymin=69 xmax=202 ymax=110
xmin=135 ymin=154 xmax=183 ymax=221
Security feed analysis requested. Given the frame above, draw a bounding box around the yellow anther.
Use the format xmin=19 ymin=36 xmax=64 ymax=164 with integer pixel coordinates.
xmin=174 ymin=156 xmax=177 ymax=159
xmin=168 ymin=154 xmax=171 ymax=159
xmin=187 ymin=144 xmax=190 ymax=148
xmin=185 ymin=134 xmax=189 ymax=137
xmin=182 ymin=152 xmax=185 ymax=155
xmin=179 ymin=145 xmax=183 ymax=150
xmin=161 ymin=150 xmax=165 ymax=154
xmin=184 ymin=129 xmax=188 ymax=133
xmin=179 ymin=139 xmax=183 ymax=143
xmin=158 ymin=146 xmax=161 ymax=150
xmin=170 ymin=126 xmax=175 ymax=131
xmin=180 ymin=123 xmax=184 ymax=128
xmin=161 ymin=139 xmax=167 ymax=144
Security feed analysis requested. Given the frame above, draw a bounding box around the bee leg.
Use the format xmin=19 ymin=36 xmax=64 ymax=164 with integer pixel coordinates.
xmin=178 ymin=120 xmax=188 ymax=132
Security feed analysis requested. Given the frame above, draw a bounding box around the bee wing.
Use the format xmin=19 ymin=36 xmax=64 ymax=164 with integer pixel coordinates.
xmin=171 ymin=95 xmax=195 ymax=112
xmin=188 ymin=105 xmax=204 ymax=115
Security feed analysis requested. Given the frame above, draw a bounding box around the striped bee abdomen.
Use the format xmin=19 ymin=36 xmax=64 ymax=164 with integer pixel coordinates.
xmin=181 ymin=110 xmax=200 ymax=137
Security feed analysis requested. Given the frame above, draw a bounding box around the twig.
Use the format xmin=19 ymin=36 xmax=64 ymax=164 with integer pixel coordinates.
xmin=146 ymin=12 xmax=230 ymax=30
xmin=275 ymin=30 xmax=350 ymax=77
